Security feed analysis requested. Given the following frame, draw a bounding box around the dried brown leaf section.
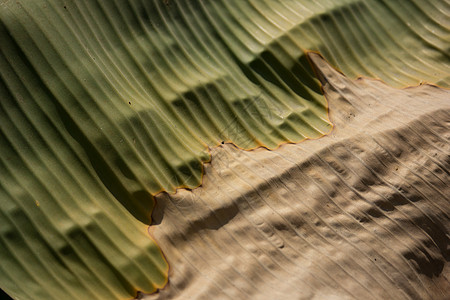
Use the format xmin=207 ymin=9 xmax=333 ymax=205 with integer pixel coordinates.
xmin=146 ymin=54 xmax=450 ymax=300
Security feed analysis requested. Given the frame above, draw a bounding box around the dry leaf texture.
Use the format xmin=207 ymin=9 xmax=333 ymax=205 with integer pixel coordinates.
xmin=147 ymin=54 xmax=450 ymax=300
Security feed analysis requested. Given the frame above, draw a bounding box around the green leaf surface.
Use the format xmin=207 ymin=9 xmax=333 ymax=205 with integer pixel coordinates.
xmin=0 ymin=0 xmax=449 ymax=299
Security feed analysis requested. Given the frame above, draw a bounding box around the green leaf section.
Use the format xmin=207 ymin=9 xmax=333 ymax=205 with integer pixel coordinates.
xmin=0 ymin=0 xmax=448 ymax=299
